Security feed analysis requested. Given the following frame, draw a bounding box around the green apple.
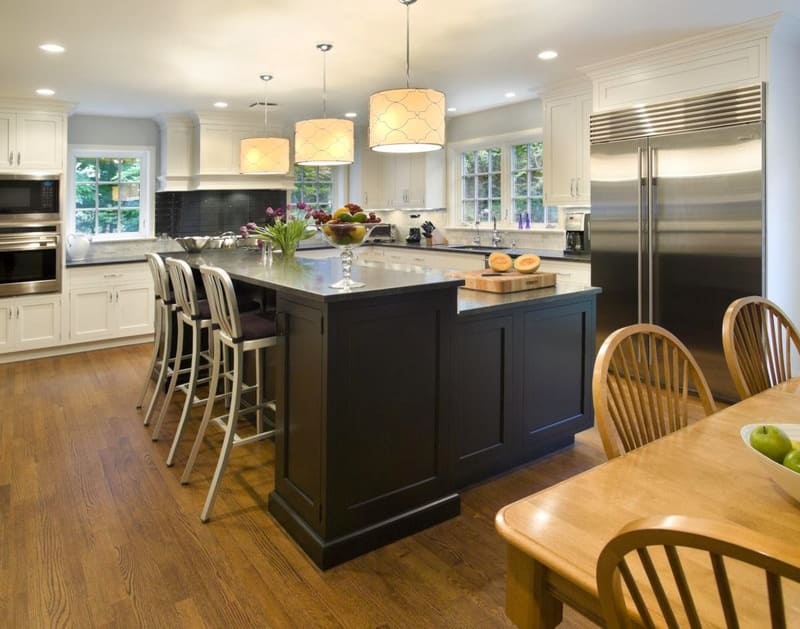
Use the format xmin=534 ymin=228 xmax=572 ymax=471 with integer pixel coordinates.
xmin=783 ymin=449 xmax=800 ymax=474
xmin=750 ymin=425 xmax=793 ymax=462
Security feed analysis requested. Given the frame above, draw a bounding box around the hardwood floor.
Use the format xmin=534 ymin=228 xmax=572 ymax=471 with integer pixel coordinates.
xmin=1 ymin=344 xmax=606 ymax=628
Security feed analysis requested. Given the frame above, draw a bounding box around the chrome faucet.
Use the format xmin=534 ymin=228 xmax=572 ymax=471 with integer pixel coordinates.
xmin=472 ymin=217 xmax=481 ymax=245
xmin=491 ymin=217 xmax=503 ymax=248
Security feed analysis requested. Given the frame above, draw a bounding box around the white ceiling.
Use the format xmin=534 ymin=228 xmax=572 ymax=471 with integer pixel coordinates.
xmin=2 ymin=0 xmax=797 ymax=126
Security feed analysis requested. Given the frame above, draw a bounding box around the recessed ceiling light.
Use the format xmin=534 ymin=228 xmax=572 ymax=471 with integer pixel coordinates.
xmin=504 ymin=92 xmax=516 ymax=98
xmin=447 ymin=107 xmax=457 ymax=112
xmin=344 ymin=112 xmax=357 ymax=118
xmin=39 ymin=43 xmax=65 ymax=53
xmin=36 ymin=88 xmax=55 ymax=96
xmin=538 ymin=50 xmax=558 ymax=61
xmin=213 ymin=101 xmax=228 ymax=108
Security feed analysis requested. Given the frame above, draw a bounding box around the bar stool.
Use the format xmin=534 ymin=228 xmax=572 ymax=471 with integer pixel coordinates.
xmin=139 ymin=253 xmax=178 ymax=427
xmin=151 ymin=258 xmax=216 ymax=467
xmin=181 ymin=264 xmax=279 ymax=522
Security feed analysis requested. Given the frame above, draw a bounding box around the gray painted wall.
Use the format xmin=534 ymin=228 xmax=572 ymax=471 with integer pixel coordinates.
xmin=447 ymin=99 xmax=543 ymax=142
xmin=68 ymin=115 xmax=160 ymax=173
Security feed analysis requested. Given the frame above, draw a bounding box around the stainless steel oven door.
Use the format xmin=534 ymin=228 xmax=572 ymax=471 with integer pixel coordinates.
xmin=0 ymin=224 xmax=61 ymax=296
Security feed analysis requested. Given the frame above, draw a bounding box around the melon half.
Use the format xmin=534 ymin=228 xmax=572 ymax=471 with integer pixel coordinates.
xmin=514 ymin=254 xmax=541 ymax=274
xmin=488 ymin=252 xmax=513 ymax=272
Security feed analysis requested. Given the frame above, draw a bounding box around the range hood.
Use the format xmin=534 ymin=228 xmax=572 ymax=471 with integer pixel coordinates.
xmin=156 ymin=113 xmax=295 ymax=192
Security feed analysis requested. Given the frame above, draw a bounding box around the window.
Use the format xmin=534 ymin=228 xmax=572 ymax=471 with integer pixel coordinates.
xmin=69 ymin=146 xmax=153 ymax=240
xmin=450 ymin=131 xmax=556 ymax=228
xmin=291 ymin=165 xmax=333 ymax=211
xmin=512 ymin=142 xmax=550 ymax=224
xmin=461 ymin=148 xmax=501 ymax=223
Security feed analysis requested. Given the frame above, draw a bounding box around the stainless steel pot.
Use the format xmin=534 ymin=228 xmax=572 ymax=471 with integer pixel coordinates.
xmin=175 ymin=236 xmax=210 ymax=253
xmin=206 ymin=231 xmax=239 ymax=249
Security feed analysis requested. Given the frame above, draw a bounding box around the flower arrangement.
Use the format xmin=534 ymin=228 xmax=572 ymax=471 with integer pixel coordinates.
xmin=241 ymin=203 xmax=314 ymax=257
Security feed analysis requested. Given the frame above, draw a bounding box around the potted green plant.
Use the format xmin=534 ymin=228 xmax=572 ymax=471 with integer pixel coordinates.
xmin=243 ymin=204 xmax=314 ymax=257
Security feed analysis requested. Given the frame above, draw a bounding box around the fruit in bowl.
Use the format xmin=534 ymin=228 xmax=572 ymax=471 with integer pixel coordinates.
xmin=321 ymin=223 xmax=371 ymax=247
xmin=741 ymin=423 xmax=800 ymax=503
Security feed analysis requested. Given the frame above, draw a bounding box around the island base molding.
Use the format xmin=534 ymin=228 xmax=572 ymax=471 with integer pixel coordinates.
xmin=268 ymin=491 xmax=461 ymax=570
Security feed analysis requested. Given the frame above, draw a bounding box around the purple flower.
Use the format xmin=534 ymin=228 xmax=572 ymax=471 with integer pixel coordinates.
xmin=265 ymin=207 xmax=275 ymax=217
xmin=297 ymin=202 xmax=308 ymax=211
xmin=247 ymin=222 xmax=257 ymax=230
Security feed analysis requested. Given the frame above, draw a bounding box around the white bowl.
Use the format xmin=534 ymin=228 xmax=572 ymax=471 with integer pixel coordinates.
xmin=741 ymin=423 xmax=800 ymax=503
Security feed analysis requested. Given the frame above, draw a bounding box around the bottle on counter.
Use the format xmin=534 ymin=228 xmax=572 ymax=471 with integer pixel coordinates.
xmin=524 ymin=212 xmax=531 ymax=229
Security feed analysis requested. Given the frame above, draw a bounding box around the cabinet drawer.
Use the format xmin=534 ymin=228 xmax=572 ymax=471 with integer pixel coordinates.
xmin=68 ymin=262 xmax=150 ymax=288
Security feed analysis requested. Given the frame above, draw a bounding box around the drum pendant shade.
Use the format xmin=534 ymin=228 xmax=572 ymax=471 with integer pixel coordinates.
xmin=240 ymin=137 xmax=290 ymax=174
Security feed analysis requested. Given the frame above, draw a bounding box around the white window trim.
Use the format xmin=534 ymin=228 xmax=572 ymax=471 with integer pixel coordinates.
xmin=446 ymin=128 xmax=544 ymax=229
xmin=68 ymin=144 xmax=156 ymax=241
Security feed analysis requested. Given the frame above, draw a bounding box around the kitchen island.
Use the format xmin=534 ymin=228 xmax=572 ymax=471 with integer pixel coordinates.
xmin=170 ymin=249 xmax=599 ymax=569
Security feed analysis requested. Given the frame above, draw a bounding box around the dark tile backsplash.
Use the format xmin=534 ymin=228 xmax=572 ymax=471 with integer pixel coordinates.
xmin=155 ymin=189 xmax=288 ymax=237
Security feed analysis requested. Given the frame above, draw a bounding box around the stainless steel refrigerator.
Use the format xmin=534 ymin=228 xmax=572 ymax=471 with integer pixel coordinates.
xmin=590 ymin=85 xmax=764 ymax=401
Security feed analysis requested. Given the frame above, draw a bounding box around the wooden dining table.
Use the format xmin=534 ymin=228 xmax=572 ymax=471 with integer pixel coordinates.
xmin=495 ymin=379 xmax=800 ymax=628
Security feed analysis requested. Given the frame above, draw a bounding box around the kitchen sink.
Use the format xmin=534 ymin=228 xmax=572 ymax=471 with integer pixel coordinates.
xmin=448 ymin=245 xmax=511 ymax=253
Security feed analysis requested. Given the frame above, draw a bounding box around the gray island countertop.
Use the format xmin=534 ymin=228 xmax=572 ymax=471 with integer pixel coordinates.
xmin=167 ymin=248 xmax=599 ymax=310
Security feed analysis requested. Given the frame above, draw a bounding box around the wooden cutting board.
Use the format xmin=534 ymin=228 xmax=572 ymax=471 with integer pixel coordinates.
xmin=460 ymin=270 xmax=556 ymax=293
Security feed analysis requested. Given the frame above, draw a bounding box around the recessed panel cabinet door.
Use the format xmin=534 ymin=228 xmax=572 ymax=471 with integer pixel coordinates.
xmin=116 ymin=284 xmax=153 ymax=336
xmin=16 ymin=113 xmax=63 ymax=170
xmin=16 ymin=297 xmax=60 ymax=350
xmin=70 ymin=288 xmax=114 ymax=342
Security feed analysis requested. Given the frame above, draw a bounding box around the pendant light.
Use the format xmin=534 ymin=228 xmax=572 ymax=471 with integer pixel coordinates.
xmin=294 ymin=43 xmax=354 ymax=166
xmin=369 ymin=0 xmax=445 ymax=153
xmin=240 ymin=74 xmax=290 ymax=174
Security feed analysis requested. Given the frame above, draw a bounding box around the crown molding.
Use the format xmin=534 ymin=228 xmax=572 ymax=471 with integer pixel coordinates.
xmin=0 ymin=97 xmax=76 ymax=114
xmin=580 ymin=12 xmax=781 ymax=80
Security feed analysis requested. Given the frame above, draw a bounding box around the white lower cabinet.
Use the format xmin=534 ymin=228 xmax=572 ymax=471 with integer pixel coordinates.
xmin=538 ymin=259 xmax=592 ymax=286
xmin=359 ymin=246 xmax=485 ymax=272
xmin=0 ymin=294 xmax=62 ymax=353
xmin=68 ymin=264 xmax=153 ymax=343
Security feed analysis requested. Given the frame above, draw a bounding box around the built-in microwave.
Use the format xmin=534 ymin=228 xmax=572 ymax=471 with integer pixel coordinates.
xmin=0 ymin=174 xmax=60 ymax=221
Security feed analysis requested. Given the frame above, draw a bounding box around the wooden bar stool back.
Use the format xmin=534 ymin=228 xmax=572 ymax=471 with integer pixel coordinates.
xmin=597 ymin=515 xmax=800 ymax=629
xmin=140 ymin=253 xmax=177 ymax=426
xmin=593 ymin=323 xmax=716 ymax=459
xmin=151 ymin=258 xmax=216 ymax=467
xmin=182 ymin=264 xmax=279 ymax=522
xmin=722 ymin=296 xmax=800 ymax=400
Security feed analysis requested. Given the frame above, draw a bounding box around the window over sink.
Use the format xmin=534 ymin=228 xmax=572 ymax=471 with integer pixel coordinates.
xmin=450 ymin=130 xmax=553 ymax=228
xmin=291 ymin=165 xmax=333 ymax=211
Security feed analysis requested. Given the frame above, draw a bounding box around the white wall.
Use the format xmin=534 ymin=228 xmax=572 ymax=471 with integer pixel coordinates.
xmin=68 ymin=115 xmax=160 ymax=173
xmin=765 ymin=16 xmax=800 ymax=334
xmin=446 ymin=99 xmax=543 ymax=143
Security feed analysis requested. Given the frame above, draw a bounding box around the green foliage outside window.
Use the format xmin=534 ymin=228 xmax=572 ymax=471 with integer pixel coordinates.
xmin=291 ymin=165 xmax=333 ymax=210
xmin=74 ymin=157 xmax=142 ymax=234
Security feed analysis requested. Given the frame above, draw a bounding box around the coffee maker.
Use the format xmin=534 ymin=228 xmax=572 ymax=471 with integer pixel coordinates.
xmin=406 ymin=213 xmax=421 ymax=243
xmin=564 ymin=211 xmax=590 ymax=254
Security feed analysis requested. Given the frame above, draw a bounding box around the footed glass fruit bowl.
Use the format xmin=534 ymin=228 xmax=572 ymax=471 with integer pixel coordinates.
xmin=318 ymin=222 xmax=377 ymax=289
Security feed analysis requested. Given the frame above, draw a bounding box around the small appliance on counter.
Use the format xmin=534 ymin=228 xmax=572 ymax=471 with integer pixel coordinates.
xmin=564 ymin=211 xmax=590 ymax=255
xmin=365 ymin=223 xmax=395 ymax=243
xmin=406 ymin=213 xmax=421 ymax=243
xmin=421 ymin=220 xmax=435 ymax=240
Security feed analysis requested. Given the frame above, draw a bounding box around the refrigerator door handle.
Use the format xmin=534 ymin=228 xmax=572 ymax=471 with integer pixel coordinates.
xmin=637 ymin=146 xmax=644 ymax=324
xmin=648 ymin=146 xmax=656 ymax=325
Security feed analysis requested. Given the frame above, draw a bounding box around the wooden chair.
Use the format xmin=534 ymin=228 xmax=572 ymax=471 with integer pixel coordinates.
xmin=593 ymin=323 xmax=716 ymax=459
xmin=722 ymin=296 xmax=800 ymax=400
xmin=597 ymin=515 xmax=800 ymax=629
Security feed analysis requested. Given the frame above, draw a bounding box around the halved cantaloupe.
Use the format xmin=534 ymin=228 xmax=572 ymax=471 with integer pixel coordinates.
xmin=514 ymin=253 xmax=541 ymax=274
xmin=488 ymin=252 xmax=513 ymax=272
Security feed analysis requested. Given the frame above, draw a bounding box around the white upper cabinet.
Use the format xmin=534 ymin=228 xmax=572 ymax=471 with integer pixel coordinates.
xmin=543 ymin=92 xmax=591 ymax=205
xmin=0 ymin=110 xmax=64 ymax=173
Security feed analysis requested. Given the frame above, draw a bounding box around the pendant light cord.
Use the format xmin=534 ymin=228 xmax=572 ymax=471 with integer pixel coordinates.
xmin=322 ymin=48 xmax=328 ymax=118
xmin=405 ymin=1 xmax=411 ymax=88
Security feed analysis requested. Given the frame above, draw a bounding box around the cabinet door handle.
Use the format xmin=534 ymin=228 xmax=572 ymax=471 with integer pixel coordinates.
xmin=16 ymin=306 xmax=20 ymax=319
xmin=103 ymin=273 xmax=123 ymax=279
xmin=575 ymin=177 xmax=580 ymax=196
xmin=109 ymin=292 xmax=113 ymax=303
xmin=16 ymin=152 xmax=20 ymax=166
xmin=7 ymin=152 xmax=11 ymax=165
xmin=116 ymin=291 xmax=120 ymax=303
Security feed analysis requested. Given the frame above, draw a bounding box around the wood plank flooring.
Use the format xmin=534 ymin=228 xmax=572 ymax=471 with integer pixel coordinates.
xmin=1 ymin=344 xmax=608 ymax=628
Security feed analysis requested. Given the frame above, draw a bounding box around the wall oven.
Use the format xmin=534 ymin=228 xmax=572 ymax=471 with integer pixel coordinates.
xmin=0 ymin=223 xmax=61 ymax=296
xmin=0 ymin=174 xmax=60 ymax=221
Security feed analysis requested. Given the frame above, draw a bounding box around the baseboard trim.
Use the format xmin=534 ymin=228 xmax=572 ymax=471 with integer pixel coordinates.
xmin=0 ymin=334 xmax=153 ymax=364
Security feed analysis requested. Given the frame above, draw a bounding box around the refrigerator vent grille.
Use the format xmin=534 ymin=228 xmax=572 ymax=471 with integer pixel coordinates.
xmin=590 ymin=84 xmax=763 ymax=144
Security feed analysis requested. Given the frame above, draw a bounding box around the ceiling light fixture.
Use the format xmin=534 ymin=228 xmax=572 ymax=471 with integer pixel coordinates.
xmin=505 ymin=92 xmax=516 ymax=98
xmin=344 ymin=112 xmax=358 ymax=118
xmin=36 ymin=88 xmax=55 ymax=96
xmin=447 ymin=107 xmax=457 ymax=112
xmin=240 ymin=74 xmax=290 ymax=174
xmin=537 ymin=50 xmax=558 ymax=61
xmin=213 ymin=101 xmax=229 ymax=109
xmin=369 ymin=0 xmax=445 ymax=153
xmin=39 ymin=43 xmax=65 ymax=53
xmin=294 ymin=43 xmax=354 ymax=166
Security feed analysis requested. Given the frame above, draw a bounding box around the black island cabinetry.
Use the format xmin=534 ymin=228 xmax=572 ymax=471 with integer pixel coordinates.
xmin=171 ymin=250 xmax=598 ymax=569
